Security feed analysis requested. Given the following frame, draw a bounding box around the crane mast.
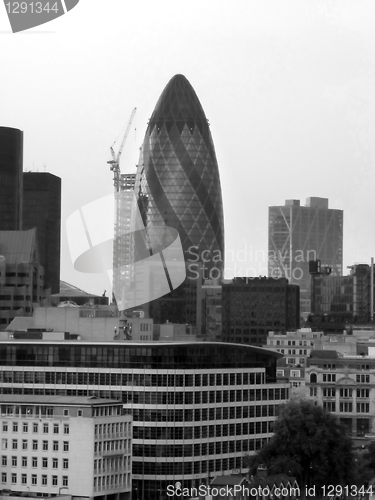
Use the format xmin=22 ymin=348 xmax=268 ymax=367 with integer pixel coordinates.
xmin=107 ymin=107 xmax=137 ymax=192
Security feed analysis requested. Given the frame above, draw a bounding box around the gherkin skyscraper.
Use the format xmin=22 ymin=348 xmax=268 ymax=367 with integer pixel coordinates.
xmin=135 ymin=74 xmax=224 ymax=276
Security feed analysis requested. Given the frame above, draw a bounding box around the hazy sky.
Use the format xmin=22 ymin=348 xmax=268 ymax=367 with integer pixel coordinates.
xmin=1 ymin=0 xmax=375 ymax=296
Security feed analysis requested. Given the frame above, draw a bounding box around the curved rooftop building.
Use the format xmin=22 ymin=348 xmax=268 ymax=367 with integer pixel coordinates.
xmin=135 ymin=74 xmax=224 ymax=276
xmin=0 ymin=339 xmax=289 ymax=500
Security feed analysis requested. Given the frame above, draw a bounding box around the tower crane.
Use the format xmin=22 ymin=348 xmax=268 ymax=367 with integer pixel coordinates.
xmin=107 ymin=107 xmax=137 ymax=192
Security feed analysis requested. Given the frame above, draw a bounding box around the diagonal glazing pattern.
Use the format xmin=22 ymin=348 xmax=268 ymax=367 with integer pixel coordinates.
xmin=134 ymin=74 xmax=224 ymax=275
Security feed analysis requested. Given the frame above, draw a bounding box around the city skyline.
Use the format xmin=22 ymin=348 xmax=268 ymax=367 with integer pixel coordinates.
xmin=1 ymin=1 xmax=375 ymax=295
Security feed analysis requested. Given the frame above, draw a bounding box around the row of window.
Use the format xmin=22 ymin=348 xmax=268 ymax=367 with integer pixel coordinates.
xmin=94 ymin=439 xmax=130 ymax=454
xmin=125 ymin=387 xmax=288 ymax=406
xmin=0 ymin=370 xmax=266 ymax=387
xmin=1 ymin=456 xmax=68 ymax=469
xmin=132 ymin=420 xmax=275 ymax=441
xmin=133 ymin=430 xmax=272 ymax=457
xmin=1 ymin=472 xmax=68 ymax=487
xmin=0 ymin=403 xmax=118 ymax=419
xmin=319 ymin=374 xmax=371 ymax=384
xmin=94 ymin=456 xmax=129 ymax=473
xmin=93 ymin=473 xmax=129 ymax=490
xmin=323 ymin=402 xmax=370 ymax=413
xmin=2 ymin=421 xmax=69 ymax=435
xmin=1 ymin=439 xmax=69 ymax=452
xmin=323 ymin=388 xmax=371 ymax=398
xmin=132 ymin=404 xmax=280 ymax=422
xmin=94 ymin=422 xmax=130 ymax=437
xmin=133 ymin=454 xmax=251 ymax=476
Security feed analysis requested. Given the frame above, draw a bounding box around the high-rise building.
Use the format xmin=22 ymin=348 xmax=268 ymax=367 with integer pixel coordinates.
xmin=113 ymin=173 xmax=136 ymax=303
xmin=133 ymin=74 xmax=224 ymax=327
xmin=307 ymin=263 xmax=374 ymax=333
xmin=0 ymin=229 xmax=44 ymax=327
xmin=0 ymin=126 xmax=23 ymax=231
xmin=23 ymin=172 xmax=61 ymax=294
xmin=268 ymin=198 xmax=343 ymax=314
xmin=221 ymin=277 xmax=300 ymax=346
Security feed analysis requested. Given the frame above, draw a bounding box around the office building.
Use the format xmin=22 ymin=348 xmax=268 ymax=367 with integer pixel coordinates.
xmin=0 ymin=229 xmax=44 ymax=327
xmin=306 ymin=350 xmax=375 ymax=437
xmin=22 ymin=172 xmax=61 ymax=294
xmin=222 ymin=277 xmax=300 ymax=346
xmin=113 ymin=174 xmax=136 ymax=303
xmin=0 ymin=395 xmax=132 ymax=500
xmin=309 ymin=263 xmax=374 ymax=332
xmin=0 ymin=337 xmax=289 ymax=500
xmin=268 ymin=198 xmax=343 ymax=314
xmin=133 ymin=74 xmax=224 ymax=328
xmin=0 ymin=127 xmax=23 ymax=231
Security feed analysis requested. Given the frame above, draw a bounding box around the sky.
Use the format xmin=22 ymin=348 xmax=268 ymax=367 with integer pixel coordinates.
xmin=1 ymin=0 xmax=375 ymax=296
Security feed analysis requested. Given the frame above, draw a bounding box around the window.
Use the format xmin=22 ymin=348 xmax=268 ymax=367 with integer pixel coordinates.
xmin=2 ymin=456 xmax=7 ymax=466
xmin=62 ymin=476 xmax=68 ymax=487
xmin=52 ymin=476 xmax=58 ymax=486
xmin=77 ymin=409 xmax=83 ymax=417
xmin=52 ymin=458 xmax=58 ymax=469
xmin=322 ymin=373 xmax=336 ymax=383
xmin=22 ymin=440 xmax=27 ymax=450
xmin=2 ymin=473 xmax=7 ymax=484
xmin=42 ymin=475 xmax=47 ymax=486
xmin=357 ymin=389 xmax=370 ymax=398
xmin=340 ymin=402 xmax=353 ymax=413
xmin=323 ymin=401 xmax=336 ymax=412
xmin=63 ymin=441 xmax=69 ymax=452
xmin=32 ymin=440 xmax=38 ymax=450
xmin=12 ymin=456 xmax=17 ymax=467
xmin=12 ymin=439 xmax=17 ymax=450
xmin=63 ymin=458 xmax=69 ymax=469
xmin=64 ymin=424 xmax=69 ymax=435
xmin=63 ymin=409 xmax=69 ymax=416
xmin=357 ymin=374 xmax=370 ymax=384
xmin=32 ymin=457 xmax=37 ymax=468
xmin=23 ymin=423 xmax=28 ymax=433
xmin=42 ymin=440 xmax=48 ymax=451
xmin=290 ymin=370 xmax=301 ymax=378
xmin=31 ymin=474 xmax=37 ymax=485
xmin=43 ymin=424 xmax=48 ymax=434
xmin=11 ymin=473 xmax=16 ymax=484
xmin=323 ymin=388 xmax=335 ymax=398
xmin=53 ymin=424 xmax=59 ymax=434
xmin=357 ymin=403 xmax=370 ymax=413
xmin=22 ymin=457 xmax=27 ymax=467
xmin=33 ymin=423 xmax=38 ymax=433
xmin=340 ymin=388 xmax=352 ymax=398
xmin=1 ymin=439 xmax=7 ymax=450
xmin=21 ymin=474 xmax=27 ymax=485
xmin=12 ymin=422 xmax=17 ymax=432
xmin=42 ymin=457 xmax=48 ymax=468
xmin=53 ymin=441 xmax=58 ymax=451
xmin=2 ymin=422 xmax=8 ymax=432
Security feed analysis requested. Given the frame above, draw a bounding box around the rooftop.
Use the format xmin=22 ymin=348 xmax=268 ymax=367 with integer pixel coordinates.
xmin=0 ymin=395 xmax=121 ymax=406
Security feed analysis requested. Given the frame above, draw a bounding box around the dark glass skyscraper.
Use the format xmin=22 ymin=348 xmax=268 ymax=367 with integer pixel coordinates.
xmin=0 ymin=127 xmax=23 ymax=231
xmin=135 ymin=74 xmax=224 ymax=276
xmin=23 ymin=172 xmax=61 ymax=294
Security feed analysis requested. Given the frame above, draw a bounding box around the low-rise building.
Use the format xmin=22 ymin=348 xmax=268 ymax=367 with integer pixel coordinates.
xmin=306 ymin=350 xmax=375 ymax=437
xmin=0 ymin=395 xmax=132 ymax=500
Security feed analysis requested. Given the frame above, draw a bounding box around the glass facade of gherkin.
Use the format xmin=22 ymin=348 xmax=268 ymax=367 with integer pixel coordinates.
xmin=134 ymin=74 xmax=224 ymax=277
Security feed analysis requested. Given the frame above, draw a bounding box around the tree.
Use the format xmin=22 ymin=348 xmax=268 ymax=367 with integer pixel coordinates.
xmin=246 ymin=400 xmax=356 ymax=494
